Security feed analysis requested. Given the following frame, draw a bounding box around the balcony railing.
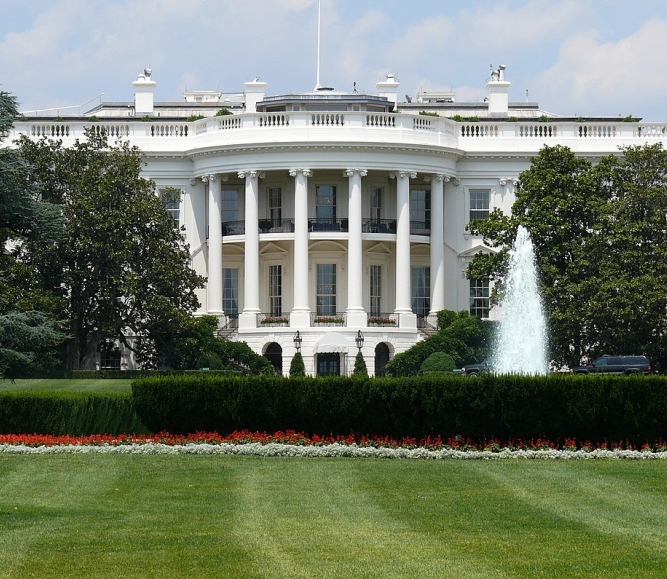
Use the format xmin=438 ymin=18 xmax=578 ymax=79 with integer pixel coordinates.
xmin=257 ymin=313 xmax=289 ymax=327
xmin=221 ymin=218 xmax=427 ymax=236
xmin=259 ymin=218 xmax=294 ymax=233
xmin=410 ymin=221 xmax=430 ymax=235
xmin=311 ymin=312 xmax=346 ymax=326
xmin=362 ymin=219 xmax=396 ymax=234
xmin=367 ymin=313 xmax=398 ymax=327
xmin=222 ymin=220 xmax=245 ymax=236
xmin=309 ymin=218 xmax=348 ymax=232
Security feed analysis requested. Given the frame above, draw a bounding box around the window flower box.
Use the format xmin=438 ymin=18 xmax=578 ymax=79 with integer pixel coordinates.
xmin=313 ymin=316 xmax=344 ymax=325
xmin=368 ymin=317 xmax=397 ymax=326
xmin=260 ymin=317 xmax=288 ymax=326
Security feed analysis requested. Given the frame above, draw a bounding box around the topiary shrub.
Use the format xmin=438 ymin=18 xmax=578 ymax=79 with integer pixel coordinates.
xmin=289 ymin=352 xmax=305 ymax=377
xmin=420 ymin=352 xmax=456 ymax=373
xmin=352 ymin=351 xmax=368 ymax=378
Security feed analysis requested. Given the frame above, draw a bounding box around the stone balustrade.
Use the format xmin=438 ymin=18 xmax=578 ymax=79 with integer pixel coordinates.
xmin=11 ymin=113 xmax=667 ymax=155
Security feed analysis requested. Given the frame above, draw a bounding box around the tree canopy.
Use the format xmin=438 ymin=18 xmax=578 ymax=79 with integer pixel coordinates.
xmin=384 ymin=310 xmax=490 ymax=376
xmin=0 ymin=92 xmax=66 ymax=379
xmin=468 ymin=143 xmax=667 ymax=370
xmin=17 ymin=130 xmax=207 ymax=370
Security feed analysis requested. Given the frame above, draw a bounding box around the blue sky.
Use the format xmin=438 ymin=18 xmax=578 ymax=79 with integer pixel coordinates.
xmin=2 ymin=0 xmax=667 ymax=120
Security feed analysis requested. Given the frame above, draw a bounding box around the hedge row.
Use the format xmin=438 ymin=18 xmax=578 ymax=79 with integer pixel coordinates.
xmin=0 ymin=391 xmax=149 ymax=436
xmin=131 ymin=373 xmax=667 ymax=444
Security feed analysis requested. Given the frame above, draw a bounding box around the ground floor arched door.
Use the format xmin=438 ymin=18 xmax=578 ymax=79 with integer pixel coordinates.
xmin=265 ymin=342 xmax=283 ymax=375
xmin=375 ymin=343 xmax=390 ymax=376
xmin=317 ymin=353 xmax=341 ymax=376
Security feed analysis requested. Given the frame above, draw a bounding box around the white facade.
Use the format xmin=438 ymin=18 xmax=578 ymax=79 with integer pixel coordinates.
xmin=10 ymin=66 xmax=667 ymax=375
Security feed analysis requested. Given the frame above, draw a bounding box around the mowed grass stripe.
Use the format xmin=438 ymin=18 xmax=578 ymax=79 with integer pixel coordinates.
xmin=0 ymin=379 xmax=132 ymax=393
xmin=229 ymin=459 xmax=500 ymax=579
xmin=1 ymin=456 xmax=667 ymax=578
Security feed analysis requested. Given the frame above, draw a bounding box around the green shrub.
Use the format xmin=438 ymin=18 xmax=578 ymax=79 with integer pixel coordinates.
xmin=420 ymin=352 xmax=456 ymax=373
xmin=352 ymin=352 xmax=368 ymax=378
xmin=385 ymin=310 xmax=490 ymax=376
xmin=289 ymin=352 xmax=306 ymax=377
xmin=130 ymin=373 xmax=667 ymax=444
xmin=0 ymin=391 xmax=148 ymax=435
xmin=215 ymin=108 xmax=232 ymax=116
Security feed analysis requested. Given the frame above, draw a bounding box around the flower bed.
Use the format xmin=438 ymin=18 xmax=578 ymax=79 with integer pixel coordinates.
xmin=1 ymin=431 xmax=667 ymax=459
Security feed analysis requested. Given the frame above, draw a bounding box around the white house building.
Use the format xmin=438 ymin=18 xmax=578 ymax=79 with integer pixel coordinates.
xmin=10 ymin=65 xmax=667 ymax=375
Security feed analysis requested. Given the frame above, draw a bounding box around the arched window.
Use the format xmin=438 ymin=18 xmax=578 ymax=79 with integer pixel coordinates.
xmin=375 ymin=343 xmax=390 ymax=376
xmin=264 ymin=343 xmax=283 ymax=375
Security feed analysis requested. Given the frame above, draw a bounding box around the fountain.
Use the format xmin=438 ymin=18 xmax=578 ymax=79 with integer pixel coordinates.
xmin=492 ymin=225 xmax=548 ymax=375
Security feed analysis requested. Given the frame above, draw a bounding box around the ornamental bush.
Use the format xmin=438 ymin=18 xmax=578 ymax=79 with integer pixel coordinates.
xmin=0 ymin=391 xmax=148 ymax=435
xmin=420 ymin=352 xmax=456 ymax=373
xmin=130 ymin=373 xmax=667 ymax=445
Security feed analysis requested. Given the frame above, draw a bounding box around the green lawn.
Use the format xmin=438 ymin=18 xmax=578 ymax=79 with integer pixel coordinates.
xmin=0 ymin=379 xmax=132 ymax=393
xmin=1 ymin=456 xmax=666 ymax=578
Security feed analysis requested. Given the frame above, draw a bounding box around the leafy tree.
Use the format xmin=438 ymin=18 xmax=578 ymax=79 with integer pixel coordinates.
xmin=352 ymin=351 xmax=368 ymax=378
xmin=385 ymin=310 xmax=489 ymax=376
xmin=17 ymin=130 xmax=206 ymax=370
xmin=151 ymin=314 xmax=272 ymax=374
xmin=0 ymin=92 xmax=66 ymax=379
xmin=468 ymin=143 xmax=667 ymax=370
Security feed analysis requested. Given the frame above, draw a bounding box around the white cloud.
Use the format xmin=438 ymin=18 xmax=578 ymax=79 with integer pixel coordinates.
xmin=537 ymin=19 xmax=667 ymax=117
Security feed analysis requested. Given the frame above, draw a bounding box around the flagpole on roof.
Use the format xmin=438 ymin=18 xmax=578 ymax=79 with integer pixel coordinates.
xmin=315 ymin=0 xmax=322 ymax=90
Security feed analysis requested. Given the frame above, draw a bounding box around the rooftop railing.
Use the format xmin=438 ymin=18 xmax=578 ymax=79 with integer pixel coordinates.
xmin=11 ymin=115 xmax=667 ymax=153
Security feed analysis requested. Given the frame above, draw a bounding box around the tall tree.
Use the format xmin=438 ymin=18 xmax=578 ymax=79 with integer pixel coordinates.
xmin=0 ymin=91 xmax=66 ymax=379
xmin=17 ymin=130 xmax=206 ymax=370
xmin=468 ymin=143 xmax=667 ymax=370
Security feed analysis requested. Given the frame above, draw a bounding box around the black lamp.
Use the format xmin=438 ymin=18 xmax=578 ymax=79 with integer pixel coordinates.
xmin=293 ymin=331 xmax=302 ymax=352
xmin=355 ymin=330 xmax=364 ymax=351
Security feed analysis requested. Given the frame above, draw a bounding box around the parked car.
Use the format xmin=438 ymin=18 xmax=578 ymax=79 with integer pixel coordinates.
xmin=461 ymin=360 xmax=491 ymax=377
xmin=570 ymin=355 xmax=652 ymax=375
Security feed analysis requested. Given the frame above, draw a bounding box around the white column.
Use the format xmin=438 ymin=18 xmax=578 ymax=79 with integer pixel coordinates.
xmin=290 ymin=169 xmax=312 ymax=327
xmin=430 ymin=174 xmax=446 ymax=314
xmin=345 ymin=169 xmax=367 ymax=327
xmin=205 ymin=174 xmax=224 ymax=317
xmin=393 ymin=171 xmax=417 ymax=328
xmin=239 ymin=171 xmax=261 ymax=329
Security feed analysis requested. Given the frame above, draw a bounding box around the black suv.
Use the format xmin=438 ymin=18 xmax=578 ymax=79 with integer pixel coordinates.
xmin=461 ymin=360 xmax=491 ymax=377
xmin=571 ymin=355 xmax=652 ymax=375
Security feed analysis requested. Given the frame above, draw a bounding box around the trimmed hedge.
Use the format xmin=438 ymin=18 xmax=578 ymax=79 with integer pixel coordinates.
xmin=131 ymin=373 xmax=667 ymax=444
xmin=0 ymin=391 xmax=149 ymax=435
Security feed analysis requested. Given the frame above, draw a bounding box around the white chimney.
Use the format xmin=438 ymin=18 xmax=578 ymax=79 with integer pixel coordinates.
xmin=243 ymin=78 xmax=267 ymax=112
xmin=133 ymin=68 xmax=156 ymax=115
xmin=376 ymin=74 xmax=400 ymax=109
xmin=486 ymin=64 xmax=510 ymax=116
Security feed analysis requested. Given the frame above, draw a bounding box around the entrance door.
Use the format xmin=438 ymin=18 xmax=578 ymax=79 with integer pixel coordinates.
xmin=375 ymin=343 xmax=390 ymax=376
xmin=264 ymin=342 xmax=283 ymax=375
xmin=317 ymin=353 xmax=340 ymax=376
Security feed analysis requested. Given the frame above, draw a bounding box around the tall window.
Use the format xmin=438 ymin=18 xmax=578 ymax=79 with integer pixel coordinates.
xmin=370 ymin=186 xmax=383 ymax=221
xmin=410 ymin=189 xmax=430 ymax=233
xmin=316 ymin=185 xmax=336 ymax=221
xmin=221 ymin=190 xmax=239 ymax=222
xmin=222 ymin=268 xmax=239 ymax=315
xmin=160 ymin=188 xmax=180 ymax=230
xmin=268 ymin=187 xmax=281 ymax=225
xmin=411 ymin=266 xmax=430 ymax=316
xmin=316 ymin=264 xmax=337 ymax=315
xmin=100 ymin=344 xmax=121 ymax=370
xmin=370 ymin=264 xmax=382 ymax=316
xmin=269 ymin=265 xmax=282 ymax=316
xmin=469 ymin=189 xmax=490 ymax=223
xmin=470 ymin=278 xmax=490 ymax=318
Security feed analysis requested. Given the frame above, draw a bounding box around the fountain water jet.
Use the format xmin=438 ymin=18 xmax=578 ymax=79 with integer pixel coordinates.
xmin=492 ymin=225 xmax=548 ymax=375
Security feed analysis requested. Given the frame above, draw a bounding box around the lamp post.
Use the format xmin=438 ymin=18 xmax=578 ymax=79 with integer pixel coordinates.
xmin=293 ymin=330 xmax=302 ymax=352
xmin=355 ymin=330 xmax=364 ymax=351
